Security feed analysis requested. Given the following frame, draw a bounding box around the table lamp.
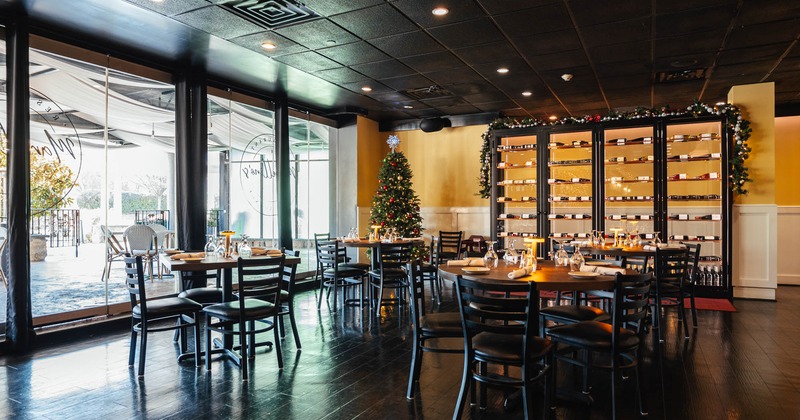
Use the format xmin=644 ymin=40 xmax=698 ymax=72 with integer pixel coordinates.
xmin=610 ymin=228 xmax=623 ymax=247
xmin=370 ymin=225 xmax=381 ymax=242
xmin=524 ymin=237 xmax=545 ymax=271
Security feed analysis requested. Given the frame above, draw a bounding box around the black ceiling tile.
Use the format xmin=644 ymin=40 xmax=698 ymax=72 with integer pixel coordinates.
xmin=716 ymin=43 xmax=790 ymax=67
xmin=580 ymin=18 xmax=651 ymax=48
xmin=539 ymin=65 xmax=595 ymax=85
xmin=400 ymin=51 xmax=464 ymax=73
xmin=229 ymin=31 xmax=307 ymax=57
xmin=476 ymin=0 xmax=558 ymax=14
xmin=772 ymin=56 xmax=800 ymax=75
xmin=407 ymin=108 xmax=447 ymax=118
xmin=378 ymin=74 xmax=435 ymax=90
xmin=605 ymin=89 xmax=651 ymax=106
xmin=392 ymin=0 xmax=486 ymax=28
xmin=453 ymin=41 xmax=520 ymax=65
xmin=438 ymin=104 xmax=482 ymax=115
xmin=772 ymin=76 xmax=800 ymax=93
xmin=711 ymin=60 xmax=775 ymax=79
xmin=568 ymin=0 xmax=650 ymax=25
xmin=589 ymin=41 xmax=650 ymax=64
xmin=123 ymin=0 xmax=208 ymax=16
xmin=420 ymin=96 xmax=467 ymax=107
xmin=526 ymin=49 xmax=591 ymax=72
xmin=726 ymin=20 xmax=800 ymax=49
xmin=514 ymin=30 xmax=582 ymax=56
xmin=369 ymin=31 xmax=445 ymax=58
xmin=462 ymin=90 xmax=510 ymax=104
xmin=471 ymin=59 xmax=532 ymax=81
xmin=272 ymin=50 xmax=342 ymax=72
xmin=503 ymin=107 xmax=532 ymax=117
xmin=366 ymin=91 xmax=422 ymax=104
xmin=737 ymin=1 xmax=800 ymax=25
xmin=594 ymin=60 xmax=652 ymax=78
xmin=653 ymin=54 xmax=717 ymax=72
xmin=570 ymin=101 xmax=611 ymax=114
xmin=341 ymin=80 xmax=393 ymax=94
xmin=274 ymin=19 xmax=358 ymax=49
xmin=314 ymin=67 xmax=370 ymax=84
xmin=351 ymin=59 xmax=417 ymax=79
xmin=173 ymin=6 xmax=264 ymax=39
xmin=489 ymin=74 xmax=547 ymax=93
xmin=423 ymin=67 xmax=485 ymax=85
xmin=493 ymin=3 xmax=572 ymax=37
xmin=427 ymin=18 xmax=505 ymax=49
xmin=444 ymin=81 xmax=499 ymax=96
xmin=655 ymin=31 xmax=727 ymax=56
xmin=474 ymin=100 xmax=521 ymax=112
xmin=655 ymin=0 xmax=737 ymax=14
xmin=655 ymin=5 xmax=736 ymax=38
xmin=599 ymin=73 xmax=653 ymax=91
xmin=301 ymin=0 xmax=383 ymax=16
xmin=317 ymin=41 xmax=390 ymax=66
xmin=329 ymin=4 xmax=417 ymax=39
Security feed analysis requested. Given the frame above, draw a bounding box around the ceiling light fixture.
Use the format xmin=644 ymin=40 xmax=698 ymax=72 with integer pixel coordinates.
xmin=561 ymin=73 xmax=573 ymax=81
xmin=715 ymin=101 xmax=726 ymax=106
xmin=260 ymin=42 xmax=277 ymax=50
xmin=432 ymin=7 xmax=449 ymax=16
xmin=549 ymin=115 xmax=558 ymax=121
xmin=522 ymin=91 xmax=532 ymax=97
xmin=497 ymin=67 xmax=509 ymax=74
xmin=361 ymin=86 xmax=373 ymax=92
xmin=403 ymin=105 xmax=413 ymax=109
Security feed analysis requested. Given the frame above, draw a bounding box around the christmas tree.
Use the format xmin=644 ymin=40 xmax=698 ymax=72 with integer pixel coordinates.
xmin=370 ymin=135 xmax=424 ymax=241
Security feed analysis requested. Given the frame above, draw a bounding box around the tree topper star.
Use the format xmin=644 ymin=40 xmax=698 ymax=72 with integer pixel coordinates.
xmin=387 ymin=134 xmax=400 ymax=152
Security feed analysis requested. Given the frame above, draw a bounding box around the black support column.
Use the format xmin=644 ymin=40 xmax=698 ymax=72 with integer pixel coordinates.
xmin=5 ymin=17 xmax=34 ymax=352
xmin=175 ymin=69 xmax=208 ymax=252
xmin=274 ymin=95 xmax=292 ymax=250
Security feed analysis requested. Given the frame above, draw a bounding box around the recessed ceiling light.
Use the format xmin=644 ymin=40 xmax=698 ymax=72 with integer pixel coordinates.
xmin=549 ymin=115 xmax=558 ymax=121
xmin=497 ymin=67 xmax=509 ymax=74
xmin=432 ymin=7 xmax=449 ymax=16
xmin=260 ymin=42 xmax=277 ymax=50
xmin=561 ymin=73 xmax=573 ymax=81
xmin=361 ymin=86 xmax=373 ymax=92
xmin=403 ymin=105 xmax=413 ymax=109
xmin=715 ymin=101 xmax=726 ymax=106
xmin=522 ymin=91 xmax=532 ymax=97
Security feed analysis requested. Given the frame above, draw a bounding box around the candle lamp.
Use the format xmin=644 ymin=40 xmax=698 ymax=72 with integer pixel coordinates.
xmin=220 ymin=230 xmax=236 ymax=258
xmin=370 ymin=225 xmax=381 ymax=242
xmin=610 ymin=228 xmax=623 ymax=247
xmin=524 ymin=237 xmax=545 ymax=271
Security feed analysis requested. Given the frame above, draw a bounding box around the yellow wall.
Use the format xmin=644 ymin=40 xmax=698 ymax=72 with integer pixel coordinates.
xmin=775 ymin=116 xmax=800 ymax=205
xmin=356 ymin=116 xmax=387 ymax=207
xmin=387 ymin=125 xmax=489 ymax=208
xmin=728 ymin=83 xmax=776 ymax=204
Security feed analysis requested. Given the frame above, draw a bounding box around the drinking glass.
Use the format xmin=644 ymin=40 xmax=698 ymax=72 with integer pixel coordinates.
xmin=553 ymin=239 xmax=569 ymax=267
xmin=483 ymin=240 xmax=499 ymax=268
xmin=569 ymin=246 xmax=585 ymax=271
xmin=239 ymin=234 xmax=252 ymax=258
xmin=204 ymin=235 xmax=216 ymax=260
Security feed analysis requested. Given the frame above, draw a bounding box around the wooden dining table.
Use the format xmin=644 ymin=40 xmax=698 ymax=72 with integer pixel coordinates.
xmin=438 ymin=259 xmax=616 ymax=291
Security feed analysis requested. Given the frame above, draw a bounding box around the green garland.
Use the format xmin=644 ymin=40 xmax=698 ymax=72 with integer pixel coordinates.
xmin=478 ymin=100 xmax=752 ymax=197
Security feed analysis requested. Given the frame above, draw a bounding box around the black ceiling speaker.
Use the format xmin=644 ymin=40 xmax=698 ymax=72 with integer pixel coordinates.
xmin=419 ymin=117 xmax=452 ymax=133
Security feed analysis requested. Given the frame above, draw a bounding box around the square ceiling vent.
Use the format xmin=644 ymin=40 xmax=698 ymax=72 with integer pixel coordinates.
xmin=656 ymin=68 xmax=708 ymax=83
xmin=400 ymin=85 xmax=452 ymax=101
xmin=219 ymin=0 xmax=320 ymax=30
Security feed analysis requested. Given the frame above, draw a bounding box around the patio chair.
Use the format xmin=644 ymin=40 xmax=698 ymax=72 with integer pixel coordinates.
xmin=124 ymin=224 xmax=159 ymax=281
xmin=101 ymin=225 xmax=126 ymax=282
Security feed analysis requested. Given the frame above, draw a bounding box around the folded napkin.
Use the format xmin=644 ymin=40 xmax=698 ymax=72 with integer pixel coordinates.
xmin=170 ymin=252 xmax=205 ymax=260
xmin=508 ymin=266 xmax=533 ymax=279
xmin=643 ymin=244 xmax=686 ymax=251
xmin=342 ymin=237 xmax=361 ymax=243
xmin=580 ymin=264 xmax=626 ymax=275
xmin=571 ymin=240 xmax=591 ymax=246
xmin=447 ymin=258 xmax=485 ymax=267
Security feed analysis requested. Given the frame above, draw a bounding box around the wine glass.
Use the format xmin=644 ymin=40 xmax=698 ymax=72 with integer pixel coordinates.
xmin=569 ymin=245 xmax=585 ymax=271
xmin=239 ymin=234 xmax=252 ymax=258
xmin=204 ymin=234 xmax=216 ymax=260
xmin=553 ymin=238 xmax=569 ymax=267
xmin=653 ymin=232 xmax=662 ymax=247
xmin=483 ymin=240 xmax=499 ymax=268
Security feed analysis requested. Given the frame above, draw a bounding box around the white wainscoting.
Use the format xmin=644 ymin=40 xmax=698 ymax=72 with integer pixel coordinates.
xmin=778 ymin=206 xmax=800 ymax=285
xmin=732 ymin=204 xmax=777 ymax=300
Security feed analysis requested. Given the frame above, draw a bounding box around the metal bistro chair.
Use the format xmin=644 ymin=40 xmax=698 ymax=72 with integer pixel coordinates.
xmin=124 ymin=224 xmax=160 ymax=281
xmin=124 ymin=255 xmax=202 ymax=376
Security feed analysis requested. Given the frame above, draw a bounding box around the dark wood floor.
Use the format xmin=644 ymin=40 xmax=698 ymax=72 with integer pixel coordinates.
xmin=2 ymin=284 xmax=800 ymax=419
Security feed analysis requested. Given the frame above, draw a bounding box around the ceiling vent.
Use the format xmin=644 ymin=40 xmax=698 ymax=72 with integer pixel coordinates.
xmin=400 ymin=85 xmax=452 ymax=101
xmin=656 ymin=68 xmax=708 ymax=83
xmin=220 ymin=0 xmax=320 ymax=30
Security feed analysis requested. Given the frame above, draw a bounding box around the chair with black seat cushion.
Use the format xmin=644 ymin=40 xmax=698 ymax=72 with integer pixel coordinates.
xmin=406 ymin=260 xmax=463 ymax=400
xmin=124 ymin=255 xmax=202 ymax=376
xmin=173 ymin=269 xmax=223 ymax=345
xmin=422 ymin=231 xmax=463 ymax=304
xmin=369 ymin=242 xmax=412 ymax=316
xmin=683 ymin=243 xmax=702 ymax=329
xmin=652 ymin=247 xmax=691 ymax=342
xmin=546 ymin=273 xmax=652 ymax=420
xmin=453 ymin=275 xmax=554 ymax=420
xmin=278 ymin=249 xmax=302 ymax=349
xmin=318 ymin=240 xmax=366 ymax=311
xmin=419 ymin=236 xmax=440 ymax=304
xmin=203 ymin=255 xmax=285 ymax=381
xmin=314 ymin=232 xmax=330 ymax=282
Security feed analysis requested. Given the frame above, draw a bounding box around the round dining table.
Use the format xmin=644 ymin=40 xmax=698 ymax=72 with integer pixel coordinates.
xmin=438 ymin=260 xmax=616 ymax=292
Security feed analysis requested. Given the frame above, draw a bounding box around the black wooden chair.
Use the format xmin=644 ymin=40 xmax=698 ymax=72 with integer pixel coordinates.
xmin=406 ymin=261 xmax=463 ymax=400
xmin=314 ymin=232 xmax=330 ymax=282
xmin=317 ymin=240 xmax=366 ymax=311
xmin=652 ymin=247 xmax=691 ymax=342
xmin=124 ymin=255 xmax=202 ymax=376
xmin=278 ymin=249 xmax=302 ymax=349
xmin=173 ymin=269 xmax=223 ymax=345
xmin=453 ymin=275 xmax=554 ymax=419
xmin=369 ymin=242 xmax=412 ymax=316
xmin=547 ymin=273 xmax=652 ymax=420
xmin=203 ymin=255 xmax=285 ymax=381
xmin=683 ymin=243 xmax=702 ymax=329
xmin=421 ymin=231 xmax=463 ymax=304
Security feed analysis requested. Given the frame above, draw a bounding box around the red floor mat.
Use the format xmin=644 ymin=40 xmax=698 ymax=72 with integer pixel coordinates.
xmin=684 ymin=297 xmax=737 ymax=312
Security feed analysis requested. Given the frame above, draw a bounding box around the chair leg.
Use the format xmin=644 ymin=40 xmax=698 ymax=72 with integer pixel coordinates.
xmin=406 ymin=336 xmax=423 ymax=399
xmin=375 ymin=281 xmax=384 ymax=317
xmin=193 ymin=314 xmax=201 ymax=368
xmin=129 ymin=319 xmax=138 ymax=367
xmin=635 ymin=349 xmax=648 ymax=416
xmin=545 ymin=352 xmax=556 ymax=417
xmin=205 ymin=314 xmax=213 ymax=372
xmin=434 ymin=273 xmax=442 ymax=305
xmin=690 ymin=295 xmax=698 ymax=329
xmin=240 ymin=320 xmax=249 ymax=382
xmin=273 ymin=316 xmax=284 ymax=370
xmin=317 ymin=277 xmax=326 ymax=309
xmin=611 ymin=359 xmax=620 ymax=420
xmin=680 ymin=298 xmax=690 ymax=339
xmin=655 ymin=297 xmax=664 ymax=343
xmin=138 ymin=324 xmax=148 ymax=376
xmin=454 ymin=353 xmax=471 ymax=420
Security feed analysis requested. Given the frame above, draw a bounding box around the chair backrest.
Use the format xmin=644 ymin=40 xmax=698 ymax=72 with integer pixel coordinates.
xmin=317 ymin=240 xmax=346 ymax=272
xmin=377 ymin=242 xmax=412 ymax=272
xmin=124 ymin=224 xmax=157 ymax=253
xmin=281 ymin=249 xmax=301 ymax=297
xmin=455 ymin=275 xmax=538 ymax=353
xmin=462 ymin=235 xmax=487 ymax=257
xmin=123 ymin=254 xmax=147 ymax=313
xmin=314 ymin=232 xmax=331 ymax=244
xmin=179 ymin=270 xmax=220 ymax=292
xmin=684 ymin=243 xmax=702 ymax=284
xmin=437 ymin=231 xmax=463 ymax=262
xmin=654 ymin=247 xmax=690 ymax=285
xmin=611 ymin=273 xmax=653 ymax=343
xmin=407 ymin=260 xmax=428 ymax=319
xmin=146 ymin=223 xmax=169 ymax=248
xmin=236 ymin=255 xmax=285 ymax=307
xmin=101 ymin=225 xmax=124 ymax=255
xmin=622 ymin=255 xmax=650 ymax=274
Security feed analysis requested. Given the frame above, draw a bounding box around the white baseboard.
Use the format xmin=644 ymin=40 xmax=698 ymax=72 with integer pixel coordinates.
xmin=733 ymin=286 xmax=776 ymax=300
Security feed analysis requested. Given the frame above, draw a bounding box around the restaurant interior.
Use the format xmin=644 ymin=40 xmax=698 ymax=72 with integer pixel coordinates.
xmin=1 ymin=0 xmax=800 ymax=419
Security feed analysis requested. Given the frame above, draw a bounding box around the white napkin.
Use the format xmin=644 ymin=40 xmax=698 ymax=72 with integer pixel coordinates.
xmin=644 ymin=244 xmax=686 ymax=251
xmin=447 ymin=258 xmax=485 ymax=267
xmin=508 ymin=266 xmax=533 ymax=279
xmin=580 ymin=264 xmax=626 ymax=275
